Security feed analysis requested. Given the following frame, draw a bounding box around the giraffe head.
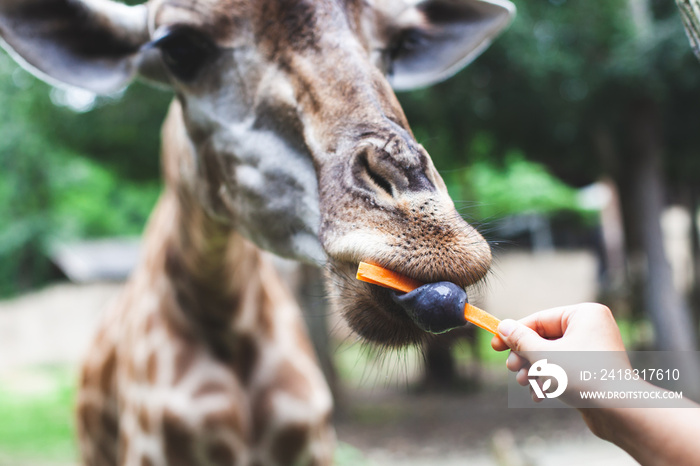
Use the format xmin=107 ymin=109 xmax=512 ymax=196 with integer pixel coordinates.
xmin=0 ymin=0 xmax=513 ymax=347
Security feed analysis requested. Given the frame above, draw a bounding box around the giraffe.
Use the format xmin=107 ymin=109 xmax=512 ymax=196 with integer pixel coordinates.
xmin=0 ymin=0 xmax=514 ymax=464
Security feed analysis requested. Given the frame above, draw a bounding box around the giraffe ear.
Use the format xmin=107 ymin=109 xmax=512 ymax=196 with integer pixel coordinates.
xmin=387 ymin=0 xmax=515 ymax=91
xmin=0 ymin=0 xmax=153 ymax=94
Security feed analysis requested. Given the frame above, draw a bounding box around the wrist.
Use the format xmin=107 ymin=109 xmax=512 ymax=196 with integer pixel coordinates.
xmin=578 ymin=407 xmax=611 ymax=440
xmin=576 ymin=379 xmax=654 ymax=442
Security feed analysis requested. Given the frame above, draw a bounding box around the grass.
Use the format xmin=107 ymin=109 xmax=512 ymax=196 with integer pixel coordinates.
xmin=0 ymin=367 xmax=78 ymax=465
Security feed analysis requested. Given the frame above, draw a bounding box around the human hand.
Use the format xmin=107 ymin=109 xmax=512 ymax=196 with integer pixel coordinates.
xmin=490 ymin=303 xmax=629 ymax=395
xmin=490 ymin=303 xmax=700 ymax=462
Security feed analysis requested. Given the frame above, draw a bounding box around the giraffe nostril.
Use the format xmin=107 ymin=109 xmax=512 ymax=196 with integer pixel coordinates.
xmin=354 ymin=150 xmax=395 ymax=196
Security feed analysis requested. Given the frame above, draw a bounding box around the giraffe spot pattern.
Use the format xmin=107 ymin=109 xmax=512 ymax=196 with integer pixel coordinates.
xmin=272 ymin=422 xmax=310 ymax=465
xmin=163 ymin=409 xmax=197 ymax=466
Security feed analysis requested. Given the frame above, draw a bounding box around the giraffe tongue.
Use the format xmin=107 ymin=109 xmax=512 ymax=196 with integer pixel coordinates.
xmin=390 ymin=282 xmax=468 ymax=334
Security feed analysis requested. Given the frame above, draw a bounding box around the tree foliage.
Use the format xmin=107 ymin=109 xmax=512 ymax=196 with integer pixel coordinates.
xmin=400 ymin=0 xmax=700 ymax=189
xmin=0 ymin=54 xmax=168 ymax=296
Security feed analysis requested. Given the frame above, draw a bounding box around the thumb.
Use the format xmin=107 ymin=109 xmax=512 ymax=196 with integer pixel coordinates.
xmin=497 ymin=319 xmax=546 ymax=353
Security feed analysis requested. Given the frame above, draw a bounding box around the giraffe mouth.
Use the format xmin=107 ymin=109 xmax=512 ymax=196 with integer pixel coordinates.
xmin=326 ymin=254 xmax=491 ymax=348
xmin=326 ymin=260 xmax=429 ymax=347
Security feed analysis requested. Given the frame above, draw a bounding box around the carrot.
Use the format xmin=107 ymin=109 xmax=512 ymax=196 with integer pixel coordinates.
xmin=463 ymin=303 xmax=500 ymax=335
xmin=356 ymin=261 xmax=424 ymax=293
xmin=356 ymin=261 xmax=501 ymax=335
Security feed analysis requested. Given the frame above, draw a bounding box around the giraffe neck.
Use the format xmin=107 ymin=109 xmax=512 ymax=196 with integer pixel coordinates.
xmin=137 ymin=101 xmax=278 ymax=359
xmin=75 ymin=101 xmax=335 ymax=466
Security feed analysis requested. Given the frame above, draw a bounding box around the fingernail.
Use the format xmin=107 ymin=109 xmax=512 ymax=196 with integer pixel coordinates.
xmin=498 ymin=319 xmax=517 ymax=337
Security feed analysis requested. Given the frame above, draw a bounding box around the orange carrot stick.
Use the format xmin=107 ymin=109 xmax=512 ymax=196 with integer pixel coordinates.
xmin=356 ymin=261 xmax=501 ymax=335
xmin=356 ymin=261 xmax=425 ymax=294
xmin=463 ymin=304 xmax=500 ymax=335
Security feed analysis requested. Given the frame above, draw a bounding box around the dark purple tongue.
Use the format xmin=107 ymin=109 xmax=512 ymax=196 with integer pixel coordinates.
xmin=390 ymin=282 xmax=468 ymax=334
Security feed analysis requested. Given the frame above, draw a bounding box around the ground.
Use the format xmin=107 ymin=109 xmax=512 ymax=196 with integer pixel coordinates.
xmin=0 ymin=250 xmax=640 ymax=465
xmin=336 ymin=386 xmax=636 ymax=465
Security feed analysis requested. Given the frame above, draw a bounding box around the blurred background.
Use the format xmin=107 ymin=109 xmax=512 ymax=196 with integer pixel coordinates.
xmin=1 ymin=0 xmax=699 ymax=464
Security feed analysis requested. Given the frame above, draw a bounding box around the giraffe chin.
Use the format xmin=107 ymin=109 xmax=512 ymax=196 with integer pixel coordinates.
xmin=325 ymin=261 xmax=434 ymax=348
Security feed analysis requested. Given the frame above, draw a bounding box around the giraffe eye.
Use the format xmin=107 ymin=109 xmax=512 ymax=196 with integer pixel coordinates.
xmin=151 ymin=27 xmax=218 ymax=82
xmin=389 ymin=28 xmax=428 ymax=61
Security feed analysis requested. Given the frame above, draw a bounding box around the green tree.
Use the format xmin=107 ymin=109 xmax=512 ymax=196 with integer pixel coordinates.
xmin=0 ymin=52 xmax=169 ymax=296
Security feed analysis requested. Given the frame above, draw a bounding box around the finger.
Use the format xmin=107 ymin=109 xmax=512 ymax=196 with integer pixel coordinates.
xmin=516 ymin=307 xmax=574 ymax=339
xmin=528 ymin=382 xmax=541 ymax=403
xmin=527 ymin=380 xmax=544 ymax=403
xmin=506 ymin=351 xmax=528 ymax=372
xmin=516 ymin=367 xmax=529 ymax=386
xmin=517 ymin=303 xmax=606 ymax=340
xmin=491 ymin=334 xmax=509 ymax=352
xmin=498 ymin=319 xmax=549 ymax=353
